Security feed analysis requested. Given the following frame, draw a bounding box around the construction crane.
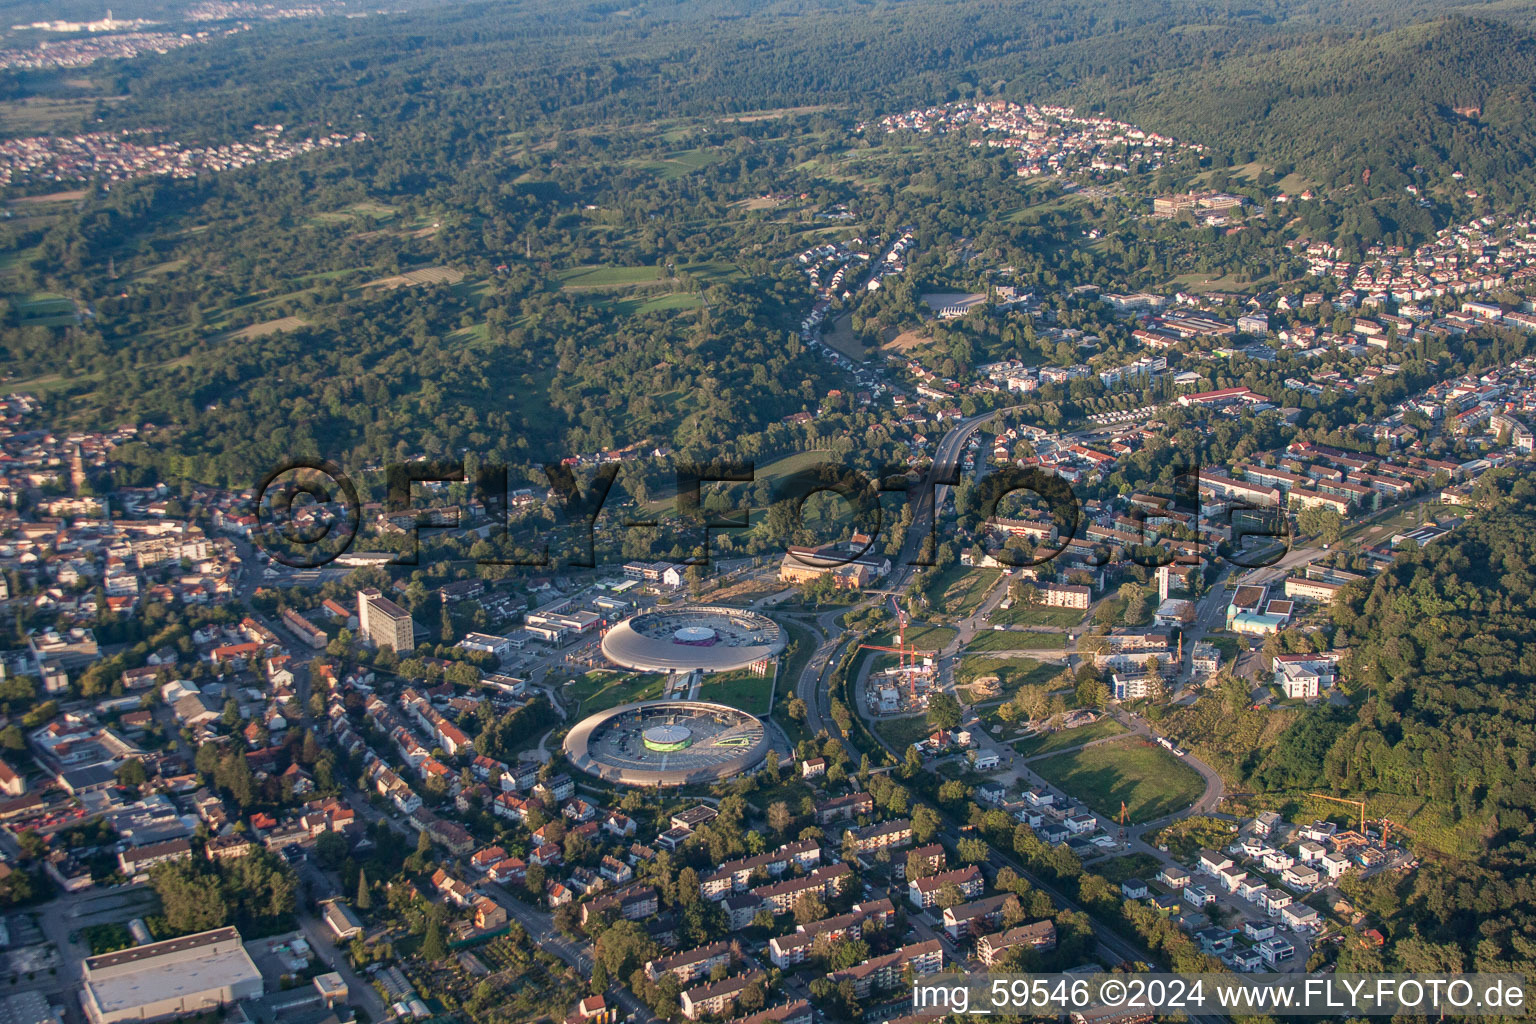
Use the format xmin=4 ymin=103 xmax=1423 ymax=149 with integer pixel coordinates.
xmin=860 ymin=598 xmax=928 ymax=673
xmin=856 ymin=642 xmax=930 ymax=672
xmin=1309 ymin=792 xmax=1366 ymax=834
xmin=1118 ymin=801 xmax=1128 ymax=842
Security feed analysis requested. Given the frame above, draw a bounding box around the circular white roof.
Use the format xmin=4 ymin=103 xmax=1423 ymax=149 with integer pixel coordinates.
xmin=644 ymin=724 xmax=692 ymax=745
xmin=563 ymin=700 xmax=771 ymax=787
xmin=601 ymin=605 xmax=786 ymax=673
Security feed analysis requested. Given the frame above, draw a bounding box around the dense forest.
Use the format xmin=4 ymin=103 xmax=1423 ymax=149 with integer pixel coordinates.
xmin=1 ymin=0 xmax=1535 ymax=492
xmin=1165 ymin=472 xmax=1536 ymax=976
xmin=1073 ymin=16 xmax=1536 ymax=207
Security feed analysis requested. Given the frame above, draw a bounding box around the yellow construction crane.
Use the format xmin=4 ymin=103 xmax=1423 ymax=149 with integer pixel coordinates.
xmin=1309 ymin=792 xmax=1366 ymax=833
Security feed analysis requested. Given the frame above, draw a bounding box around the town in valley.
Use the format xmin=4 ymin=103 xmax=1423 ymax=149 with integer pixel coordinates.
xmin=0 ymin=3 xmax=1529 ymax=1024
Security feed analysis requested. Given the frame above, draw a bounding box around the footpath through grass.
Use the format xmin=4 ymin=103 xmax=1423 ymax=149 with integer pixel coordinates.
xmin=1014 ymin=718 xmax=1127 ymax=758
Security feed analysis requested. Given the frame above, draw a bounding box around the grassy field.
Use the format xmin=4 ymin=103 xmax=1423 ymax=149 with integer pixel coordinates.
xmin=1148 ymin=815 xmax=1240 ymax=861
xmin=1032 ymin=737 xmax=1205 ymax=823
xmin=1204 ymin=634 xmax=1242 ymax=661
xmin=565 ymin=670 xmax=666 ymax=714
xmin=695 ymin=666 xmax=775 ymax=715
xmin=15 ymin=292 xmax=77 ymax=325
xmin=600 ymin=292 xmax=703 ymax=316
xmin=642 ymin=147 xmax=725 ymax=180
xmin=0 ymin=95 xmax=113 ymax=133
xmin=864 ymin=624 xmax=957 ymax=667
xmin=747 ymin=775 xmax=818 ymax=819
xmin=756 ymin=449 xmax=836 ymax=489
xmin=556 ymin=265 xmax=667 ymax=288
xmin=923 ymin=565 xmax=1001 ymax=617
xmin=990 ymin=602 xmax=1085 ymax=628
xmin=640 ymin=446 xmax=833 ymax=518
xmin=680 ymin=260 xmax=747 ymax=286
xmin=872 ymin=714 xmax=933 ymax=753
xmin=1014 ymin=718 xmax=1127 ymax=757
xmin=1090 ymin=851 xmax=1163 ymax=884
xmin=955 ymin=655 xmax=1058 ymax=703
xmin=1232 ymin=790 xmax=1485 ymax=858
xmin=965 ymin=630 xmax=1065 ymax=652
xmin=307 ymin=201 xmax=398 ymax=228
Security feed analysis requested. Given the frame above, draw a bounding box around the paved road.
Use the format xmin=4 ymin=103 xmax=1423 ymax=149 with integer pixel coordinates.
xmin=296 ymin=907 xmax=390 ymax=1020
xmin=778 ymin=406 xmax=1234 ymax=1023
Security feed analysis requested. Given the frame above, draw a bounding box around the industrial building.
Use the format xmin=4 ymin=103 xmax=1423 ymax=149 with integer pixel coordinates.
xmin=81 ymin=926 xmax=263 ymax=1024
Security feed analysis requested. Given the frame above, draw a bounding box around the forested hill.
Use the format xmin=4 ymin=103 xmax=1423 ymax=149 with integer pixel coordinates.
xmin=1301 ymin=472 xmax=1536 ymax=973
xmin=86 ymin=0 xmax=1536 ymax=219
xmin=1069 ymin=16 xmax=1536 ymax=201
xmin=1329 ymin=473 xmax=1536 ymax=821
xmin=1174 ymin=473 xmax=1536 ymax=974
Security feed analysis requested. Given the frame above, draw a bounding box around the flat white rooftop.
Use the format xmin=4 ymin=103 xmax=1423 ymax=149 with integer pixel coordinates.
xmin=85 ymin=945 xmax=261 ymax=1014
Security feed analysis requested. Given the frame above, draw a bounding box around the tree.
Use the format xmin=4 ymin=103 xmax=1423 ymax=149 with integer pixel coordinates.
xmin=420 ymin=918 xmax=446 ymax=962
xmin=356 ymin=869 xmax=372 ymax=910
xmin=912 ymin=805 xmax=941 ymax=844
xmin=1297 ymin=505 xmax=1345 ymax=544
xmin=149 ymin=861 xmax=230 ymax=934
xmin=554 ymin=903 xmax=582 ymax=938
xmin=906 ymin=848 xmax=936 ymax=881
xmin=928 ymin=692 xmax=962 ymax=731
xmin=957 ymin=837 xmax=990 ymax=863
xmin=116 ymin=758 xmax=147 ymax=787
xmin=794 ymin=892 xmax=828 ymax=925
xmin=194 ymin=742 xmax=219 ymax=777
xmin=314 ymin=830 xmax=348 ymax=870
xmin=594 ymin=919 xmax=656 ymax=980
xmin=1075 ymin=676 xmax=1110 ymax=709
xmin=768 ymin=801 xmax=793 ymax=835
xmin=1013 ymin=684 xmax=1050 ymax=721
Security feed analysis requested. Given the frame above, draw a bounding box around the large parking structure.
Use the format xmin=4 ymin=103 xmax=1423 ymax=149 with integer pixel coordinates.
xmin=563 ymin=700 xmax=770 ymax=787
xmin=600 ymin=605 xmax=786 ymax=673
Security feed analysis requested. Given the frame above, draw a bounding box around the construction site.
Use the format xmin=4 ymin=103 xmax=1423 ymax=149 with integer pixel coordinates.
xmin=860 ymin=599 xmax=941 ymax=716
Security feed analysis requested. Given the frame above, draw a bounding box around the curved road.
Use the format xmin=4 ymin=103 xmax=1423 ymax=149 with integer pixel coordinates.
xmin=783 ymin=405 xmax=1232 ymax=1024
